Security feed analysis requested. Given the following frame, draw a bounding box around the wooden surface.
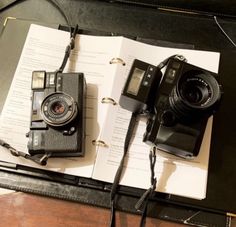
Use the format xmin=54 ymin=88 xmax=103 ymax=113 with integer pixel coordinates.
xmin=0 ymin=192 xmax=186 ymax=227
xmin=1 ymin=191 xmax=235 ymax=227
xmin=0 ymin=192 xmax=235 ymax=226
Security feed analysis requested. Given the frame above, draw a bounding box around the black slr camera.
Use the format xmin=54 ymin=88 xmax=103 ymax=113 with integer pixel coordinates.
xmin=27 ymin=71 xmax=86 ymax=158
xmin=119 ymin=56 xmax=222 ymax=158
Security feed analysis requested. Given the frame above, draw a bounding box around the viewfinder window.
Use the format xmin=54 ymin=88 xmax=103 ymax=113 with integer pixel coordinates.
xmin=32 ymin=71 xmax=45 ymax=89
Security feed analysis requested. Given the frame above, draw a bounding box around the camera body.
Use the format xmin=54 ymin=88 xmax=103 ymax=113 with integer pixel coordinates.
xmin=120 ymin=57 xmax=222 ymax=158
xmin=27 ymin=71 xmax=86 ymax=157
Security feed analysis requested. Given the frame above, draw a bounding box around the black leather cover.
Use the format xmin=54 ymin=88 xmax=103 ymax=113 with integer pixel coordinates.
xmin=0 ymin=0 xmax=18 ymax=11
xmin=0 ymin=1 xmax=236 ymax=226
xmin=109 ymin=0 xmax=236 ymax=18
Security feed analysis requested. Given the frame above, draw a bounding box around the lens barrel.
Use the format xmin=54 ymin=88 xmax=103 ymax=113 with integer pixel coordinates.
xmin=41 ymin=92 xmax=78 ymax=127
xmin=169 ymin=70 xmax=221 ymax=120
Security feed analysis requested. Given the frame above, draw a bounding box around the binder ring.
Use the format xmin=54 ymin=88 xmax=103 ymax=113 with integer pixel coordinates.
xmin=92 ymin=140 xmax=108 ymax=147
xmin=109 ymin=58 xmax=126 ymax=66
xmin=101 ymin=97 xmax=117 ymax=105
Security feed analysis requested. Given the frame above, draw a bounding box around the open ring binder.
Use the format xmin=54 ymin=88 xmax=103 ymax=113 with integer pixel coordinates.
xmin=101 ymin=97 xmax=117 ymax=105
xmin=92 ymin=140 xmax=109 ymax=147
xmin=109 ymin=57 xmax=126 ymax=66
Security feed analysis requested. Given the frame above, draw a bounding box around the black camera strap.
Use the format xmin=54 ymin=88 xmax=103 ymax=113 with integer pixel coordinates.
xmin=135 ymin=147 xmax=157 ymax=227
xmin=109 ymin=55 xmax=188 ymax=227
xmin=157 ymin=54 xmax=186 ymax=70
xmin=109 ymin=113 xmax=158 ymax=227
xmin=58 ymin=24 xmax=79 ymax=73
xmin=0 ymin=139 xmax=49 ymax=165
xmin=109 ymin=112 xmax=138 ymax=227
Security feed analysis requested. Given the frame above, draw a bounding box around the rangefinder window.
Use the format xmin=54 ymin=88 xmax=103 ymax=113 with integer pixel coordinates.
xmin=127 ymin=68 xmax=145 ymax=96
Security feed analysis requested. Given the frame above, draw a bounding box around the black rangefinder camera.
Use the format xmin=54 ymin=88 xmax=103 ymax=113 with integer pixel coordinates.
xmin=27 ymin=71 xmax=86 ymax=158
xmin=120 ymin=56 xmax=222 ymax=158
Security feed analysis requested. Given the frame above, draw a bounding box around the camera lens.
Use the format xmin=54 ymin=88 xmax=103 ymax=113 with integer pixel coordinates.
xmin=41 ymin=92 xmax=77 ymax=127
xmin=169 ymin=70 xmax=221 ymax=120
xmin=183 ymin=86 xmax=202 ymax=103
xmin=180 ymin=78 xmax=211 ymax=105
xmin=51 ymin=101 xmax=65 ymax=115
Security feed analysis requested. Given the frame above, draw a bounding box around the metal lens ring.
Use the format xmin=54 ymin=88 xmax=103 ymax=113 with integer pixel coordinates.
xmin=170 ymin=70 xmax=221 ymax=118
xmin=180 ymin=75 xmax=212 ymax=107
xmin=41 ymin=92 xmax=77 ymax=127
xmin=178 ymin=71 xmax=220 ymax=109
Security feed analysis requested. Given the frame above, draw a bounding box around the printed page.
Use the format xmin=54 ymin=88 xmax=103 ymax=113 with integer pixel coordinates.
xmin=92 ymin=38 xmax=220 ymax=199
xmin=0 ymin=24 xmax=122 ymax=177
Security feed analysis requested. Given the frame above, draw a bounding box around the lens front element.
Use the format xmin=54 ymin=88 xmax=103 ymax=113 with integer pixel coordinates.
xmin=41 ymin=92 xmax=77 ymax=127
xmin=51 ymin=101 xmax=66 ymax=115
xmin=180 ymin=77 xmax=212 ymax=106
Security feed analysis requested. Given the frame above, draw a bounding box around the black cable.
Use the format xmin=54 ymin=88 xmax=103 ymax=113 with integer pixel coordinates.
xmin=3 ymin=1 xmax=236 ymax=49
xmin=214 ymin=16 xmax=236 ymax=48
xmin=109 ymin=112 xmax=138 ymax=227
xmin=1 ymin=0 xmax=72 ymax=30
xmin=46 ymin=0 xmax=72 ymax=31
